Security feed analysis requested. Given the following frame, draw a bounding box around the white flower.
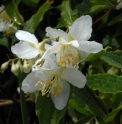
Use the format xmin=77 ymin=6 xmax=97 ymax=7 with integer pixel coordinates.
xmin=45 ymin=15 xmax=103 ymax=68
xmin=11 ymin=30 xmax=51 ymax=59
xmin=116 ymin=0 xmax=122 ymax=10
xmin=22 ymin=55 xmax=86 ymax=110
xmin=11 ymin=30 xmax=40 ymax=59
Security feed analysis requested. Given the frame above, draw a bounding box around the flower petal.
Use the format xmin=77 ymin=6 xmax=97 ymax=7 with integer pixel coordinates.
xmin=68 ymin=40 xmax=79 ymax=48
xmin=22 ymin=70 xmax=47 ymax=93
xmin=11 ymin=41 xmax=39 ymax=59
xmin=46 ymin=27 xmax=68 ymax=40
xmin=69 ymin=15 xmax=92 ymax=41
xmin=61 ymin=68 xmax=86 ymax=88
xmin=15 ymin=30 xmax=38 ymax=44
xmin=51 ymin=80 xmax=70 ymax=110
xmin=78 ymin=41 xmax=103 ymax=53
xmin=42 ymin=54 xmax=58 ymax=70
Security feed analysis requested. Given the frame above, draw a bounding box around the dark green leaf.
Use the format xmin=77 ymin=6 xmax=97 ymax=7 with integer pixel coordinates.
xmin=5 ymin=1 xmax=26 ymax=26
xmin=90 ymin=0 xmax=113 ymax=13
xmin=71 ymin=87 xmax=106 ymax=117
xmin=104 ymin=103 xmax=122 ymax=122
xmin=36 ymin=91 xmax=66 ymax=124
xmin=87 ymin=74 xmax=122 ymax=93
xmin=75 ymin=115 xmax=95 ymax=124
xmin=24 ymin=1 xmax=51 ymax=33
xmin=111 ymin=92 xmax=122 ymax=109
xmin=101 ymin=51 xmax=122 ymax=68
xmin=0 ymin=37 xmax=9 ymax=48
xmin=108 ymin=14 xmax=122 ymax=26
xmin=21 ymin=0 xmax=39 ymax=7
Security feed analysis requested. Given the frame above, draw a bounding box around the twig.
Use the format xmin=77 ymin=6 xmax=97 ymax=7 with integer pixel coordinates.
xmin=93 ymin=0 xmax=122 ymax=25
xmin=0 ymin=98 xmax=33 ymax=106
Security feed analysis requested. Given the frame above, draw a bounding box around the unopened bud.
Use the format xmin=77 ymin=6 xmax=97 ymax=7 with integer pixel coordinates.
xmin=1 ymin=61 xmax=9 ymax=73
xmin=11 ymin=61 xmax=18 ymax=76
xmin=23 ymin=60 xmax=31 ymax=73
xmin=107 ymin=66 xmax=118 ymax=75
xmin=11 ymin=60 xmax=23 ymax=76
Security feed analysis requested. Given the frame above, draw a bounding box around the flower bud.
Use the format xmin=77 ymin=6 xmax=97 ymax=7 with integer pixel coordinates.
xmin=11 ymin=61 xmax=18 ymax=76
xmin=1 ymin=61 xmax=9 ymax=73
xmin=23 ymin=60 xmax=31 ymax=73
xmin=107 ymin=66 xmax=118 ymax=75
xmin=11 ymin=60 xmax=23 ymax=76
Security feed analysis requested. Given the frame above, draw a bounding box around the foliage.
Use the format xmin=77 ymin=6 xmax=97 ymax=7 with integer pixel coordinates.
xmin=1 ymin=0 xmax=122 ymax=124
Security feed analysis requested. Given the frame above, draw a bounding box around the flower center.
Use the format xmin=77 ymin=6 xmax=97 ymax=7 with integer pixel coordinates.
xmin=57 ymin=44 xmax=79 ymax=69
xmin=35 ymin=75 xmax=62 ymax=97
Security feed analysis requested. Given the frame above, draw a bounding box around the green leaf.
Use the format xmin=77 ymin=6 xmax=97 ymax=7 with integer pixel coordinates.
xmin=80 ymin=49 xmax=106 ymax=63
xmin=69 ymin=98 xmax=90 ymax=116
xmin=111 ymin=92 xmax=122 ymax=109
xmin=87 ymin=74 xmax=122 ymax=93
xmin=104 ymin=104 xmax=122 ymax=122
xmin=60 ymin=0 xmax=73 ymax=27
xmin=90 ymin=0 xmax=113 ymax=13
xmin=0 ymin=37 xmax=9 ymax=48
xmin=71 ymin=87 xmax=106 ymax=117
xmin=24 ymin=1 xmax=51 ymax=33
xmin=21 ymin=0 xmax=39 ymax=7
xmin=36 ymin=91 xmax=66 ymax=124
xmin=5 ymin=1 xmax=26 ymax=26
xmin=101 ymin=51 xmax=122 ymax=68
xmin=75 ymin=115 xmax=95 ymax=124
xmin=108 ymin=14 xmax=122 ymax=26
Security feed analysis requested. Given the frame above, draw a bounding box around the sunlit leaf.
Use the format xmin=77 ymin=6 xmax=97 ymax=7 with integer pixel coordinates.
xmin=24 ymin=1 xmax=51 ymax=33
xmin=87 ymin=74 xmax=122 ymax=93
xmin=56 ymin=0 xmax=73 ymax=28
xmin=5 ymin=1 xmax=26 ymax=26
xmin=80 ymin=49 xmax=106 ymax=63
xmin=69 ymin=98 xmax=90 ymax=116
xmin=101 ymin=51 xmax=122 ymax=68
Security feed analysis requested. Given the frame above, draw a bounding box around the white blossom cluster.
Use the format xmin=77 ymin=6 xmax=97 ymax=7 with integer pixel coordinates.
xmin=1 ymin=15 xmax=103 ymax=110
xmin=0 ymin=5 xmax=17 ymax=36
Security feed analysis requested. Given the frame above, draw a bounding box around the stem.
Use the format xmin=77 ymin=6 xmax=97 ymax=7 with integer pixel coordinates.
xmin=93 ymin=0 xmax=122 ymax=25
xmin=18 ymin=69 xmax=28 ymax=124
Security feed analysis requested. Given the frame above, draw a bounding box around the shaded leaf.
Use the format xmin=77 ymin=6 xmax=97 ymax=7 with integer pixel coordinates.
xmin=108 ymin=14 xmax=122 ymax=26
xmin=111 ymin=92 xmax=122 ymax=109
xmin=87 ymin=74 xmax=122 ymax=93
xmin=21 ymin=0 xmax=39 ymax=7
xmin=71 ymin=87 xmax=106 ymax=117
xmin=0 ymin=37 xmax=9 ymax=48
xmin=36 ymin=91 xmax=66 ymax=124
xmin=104 ymin=104 xmax=122 ymax=122
xmin=90 ymin=0 xmax=113 ymax=13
